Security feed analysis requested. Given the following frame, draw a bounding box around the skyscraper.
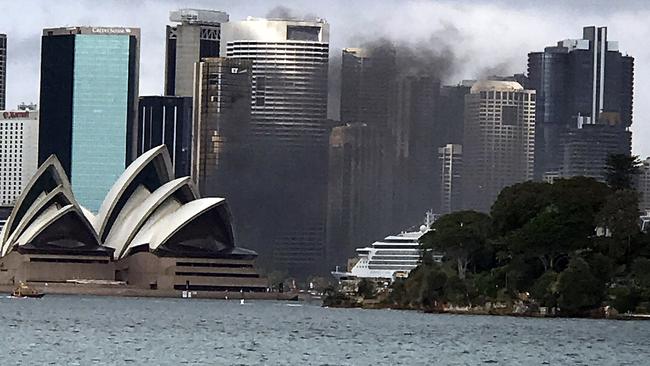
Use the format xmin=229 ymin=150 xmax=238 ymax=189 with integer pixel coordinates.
xmin=222 ymin=18 xmax=330 ymax=147
xmin=165 ymin=9 xmax=229 ymax=97
xmin=38 ymin=26 xmax=140 ymax=211
xmin=390 ymin=75 xmax=440 ymax=229
xmin=437 ymin=83 xmax=472 ymax=146
xmin=192 ymin=58 xmax=252 ymax=234
xmin=527 ymin=26 xmax=634 ymax=179
xmin=560 ymin=123 xmax=631 ymax=181
xmin=326 ymin=123 xmax=385 ymax=267
xmin=639 ymin=158 xmax=650 ymax=213
xmin=439 ymin=144 xmax=463 ymax=214
xmin=0 ymin=107 xmax=38 ymax=206
xmin=462 ymin=81 xmax=536 ymax=212
xmin=221 ymin=18 xmax=330 ymax=275
xmin=0 ymin=34 xmax=6 ymax=111
xmin=340 ymin=46 xmax=397 ymax=129
xmin=136 ymin=96 xmax=193 ymax=178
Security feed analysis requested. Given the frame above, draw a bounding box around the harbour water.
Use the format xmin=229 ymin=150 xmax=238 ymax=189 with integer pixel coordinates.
xmin=0 ymin=295 xmax=648 ymax=365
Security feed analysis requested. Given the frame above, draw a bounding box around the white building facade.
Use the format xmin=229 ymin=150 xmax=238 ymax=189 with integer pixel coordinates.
xmin=462 ymin=81 xmax=536 ymax=212
xmin=439 ymin=143 xmax=463 ymax=214
xmin=0 ymin=109 xmax=38 ymax=205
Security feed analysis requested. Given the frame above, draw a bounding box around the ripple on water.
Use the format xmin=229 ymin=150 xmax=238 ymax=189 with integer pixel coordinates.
xmin=0 ymin=295 xmax=648 ymax=365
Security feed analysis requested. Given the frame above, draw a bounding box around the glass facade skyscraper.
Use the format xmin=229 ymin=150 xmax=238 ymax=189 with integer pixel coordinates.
xmin=39 ymin=27 xmax=139 ymax=212
xmin=527 ymin=26 xmax=634 ymax=180
xmin=137 ymin=96 xmax=193 ymax=178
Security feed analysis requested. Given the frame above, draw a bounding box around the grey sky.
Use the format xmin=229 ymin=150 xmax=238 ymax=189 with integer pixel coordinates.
xmin=2 ymin=0 xmax=649 ymax=155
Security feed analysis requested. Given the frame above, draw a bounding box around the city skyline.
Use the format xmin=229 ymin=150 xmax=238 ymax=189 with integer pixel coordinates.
xmin=1 ymin=0 xmax=649 ymax=156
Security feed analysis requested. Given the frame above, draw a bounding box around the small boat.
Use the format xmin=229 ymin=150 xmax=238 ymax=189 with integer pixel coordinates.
xmin=11 ymin=282 xmax=44 ymax=298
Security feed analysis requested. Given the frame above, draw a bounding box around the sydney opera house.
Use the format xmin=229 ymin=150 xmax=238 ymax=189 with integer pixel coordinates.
xmin=0 ymin=146 xmax=267 ymax=293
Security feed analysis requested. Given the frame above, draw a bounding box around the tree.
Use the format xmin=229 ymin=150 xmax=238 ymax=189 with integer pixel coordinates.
xmin=505 ymin=208 xmax=573 ymax=272
xmin=357 ymin=278 xmax=376 ymax=299
xmin=421 ymin=211 xmax=492 ymax=280
xmin=557 ymin=257 xmax=606 ymax=314
xmin=595 ymin=190 xmax=641 ymax=261
xmin=596 ymin=189 xmax=640 ymax=239
xmin=491 ymin=181 xmax=553 ymax=235
xmin=419 ymin=267 xmax=448 ymax=307
xmin=530 ymin=271 xmax=559 ymax=307
xmin=631 ymin=257 xmax=650 ymax=288
xmin=604 ymin=154 xmax=641 ymax=191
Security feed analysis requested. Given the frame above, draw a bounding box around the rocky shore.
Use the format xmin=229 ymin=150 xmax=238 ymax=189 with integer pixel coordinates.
xmin=323 ymin=293 xmax=650 ymax=320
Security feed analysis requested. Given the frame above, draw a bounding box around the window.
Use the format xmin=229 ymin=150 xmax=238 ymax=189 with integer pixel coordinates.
xmin=501 ymin=106 xmax=518 ymax=126
xmin=286 ymin=26 xmax=320 ymax=41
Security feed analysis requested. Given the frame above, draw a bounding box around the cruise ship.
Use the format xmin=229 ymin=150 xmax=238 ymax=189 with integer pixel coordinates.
xmin=332 ymin=213 xmax=442 ymax=282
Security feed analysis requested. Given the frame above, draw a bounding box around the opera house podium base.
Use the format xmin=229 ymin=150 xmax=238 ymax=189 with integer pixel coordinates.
xmin=0 ymin=251 xmax=267 ymax=294
xmin=0 ymin=251 xmax=114 ymax=284
xmin=115 ymin=252 xmax=267 ymax=292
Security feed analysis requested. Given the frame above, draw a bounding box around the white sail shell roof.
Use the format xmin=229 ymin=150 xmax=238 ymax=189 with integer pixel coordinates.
xmin=0 ymin=145 xmax=252 ymax=259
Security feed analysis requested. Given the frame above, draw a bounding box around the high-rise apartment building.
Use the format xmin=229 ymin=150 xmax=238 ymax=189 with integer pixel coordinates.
xmin=192 ymin=58 xmax=252 ymax=233
xmin=462 ymin=81 xmax=536 ymax=212
xmin=0 ymin=34 xmax=6 ymax=111
xmin=527 ymin=26 xmax=634 ymax=179
xmin=560 ymin=123 xmax=631 ymax=181
xmin=38 ymin=26 xmax=140 ymax=211
xmin=439 ymin=144 xmax=463 ymax=214
xmin=165 ymin=9 xmax=229 ymax=97
xmin=136 ymin=96 xmax=193 ymax=178
xmin=326 ymin=123 xmax=385 ymax=267
xmin=0 ymin=108 xmax=38 ymax=206
xmin=221 ymin=18 xmax=330 ymax=274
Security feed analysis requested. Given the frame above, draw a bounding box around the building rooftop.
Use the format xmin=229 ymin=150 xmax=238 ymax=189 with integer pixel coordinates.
xmin=169 ymin=9 xmax=229 ymax=25
xmin=470 ymin=80 xmax=524 ymax=93
xmin=42 ymin=26 xmax=140 ymax=36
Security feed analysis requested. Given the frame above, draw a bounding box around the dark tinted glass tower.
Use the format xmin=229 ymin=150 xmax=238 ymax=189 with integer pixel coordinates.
xmin=527 ymin=26 xmax=634 ymax=179
xmin=0 ymin=34 xmax=5 ymax=110
xmin=137 ymin=96 xmax=193 ymax=178
xmin=390 ymin=75 xmax=440 ymax=229
xmin=437 ymin=83 xmax=471 ymax=146
xmin=192 ymin=58 xmax=252 ymax=235
xmin=165 ymin=9 xmax=229 ymax=97
xmin=327 ymin=46 xmax=398 ymax=268
xmin=326 ymin=123 xmax=384 ymax=268
xmin=38 ymin=27 xmax=140 ymax=211
xmin=340 ymin=47 xmax=397 ymax=128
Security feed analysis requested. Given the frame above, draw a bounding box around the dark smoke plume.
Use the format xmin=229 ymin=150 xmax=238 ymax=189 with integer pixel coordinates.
xmin=327 ymin=48 xmax=342 ymax=120
xmin=265 ymin=5 xmax=320 ymax=21
xmin=475 ymin=59 xmax=518 ymax=80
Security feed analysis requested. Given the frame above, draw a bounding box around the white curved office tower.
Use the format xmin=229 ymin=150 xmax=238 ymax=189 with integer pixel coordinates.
xmin=462 ymin=81 xmax=536 ymax=212
xmin=221 ymin=17 xmax=329 ymax=146
xmin=220 ymin=17 xmax=330 ymax=275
